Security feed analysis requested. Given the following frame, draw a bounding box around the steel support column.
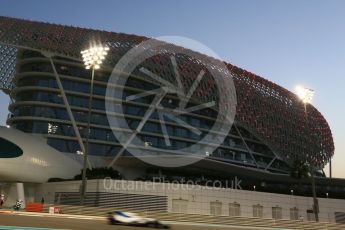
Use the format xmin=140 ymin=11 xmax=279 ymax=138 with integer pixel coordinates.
xmin=233 ymin=124 xmax=259 ymax=168
xmin=46 ymin=53 xmax=92 ymax=169
xmin=16 ymin=183 xmax=25 ymax=209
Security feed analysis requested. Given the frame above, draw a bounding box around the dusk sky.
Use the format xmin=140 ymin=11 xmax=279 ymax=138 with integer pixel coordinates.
xmin=0 ymin=0 xmax=344 ymax=178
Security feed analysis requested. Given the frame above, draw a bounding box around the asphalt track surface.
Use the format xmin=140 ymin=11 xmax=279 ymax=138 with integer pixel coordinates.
xmin=0 ymin=212 xmax=286 ymax=230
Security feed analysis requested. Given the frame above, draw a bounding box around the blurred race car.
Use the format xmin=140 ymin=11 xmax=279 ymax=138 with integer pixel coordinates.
xmin=107 ymin=211 xmax=170 ymax=229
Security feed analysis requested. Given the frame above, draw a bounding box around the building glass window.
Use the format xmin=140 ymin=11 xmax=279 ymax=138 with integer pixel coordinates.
xmin=47 ymin=138 xmax=119 ymax=156
xmin=143 ymin=136 xmax=158 ymax=147
xmin=166 ymin=125 xmax=174 ymax=136
xmin=240 ymin=153 xmax=247 ymax=162
xmin=125 ymin=105 xmax=145 ymax=116
xmin=175 ymin=127 xmax=188 ymax=138
xmin=190 ymin=118 xmax=200 ymax=127
xmin=143 ymin=122 xmax=159 ymax=133
xmin=128 ymin=120 xmax=140 ymax=130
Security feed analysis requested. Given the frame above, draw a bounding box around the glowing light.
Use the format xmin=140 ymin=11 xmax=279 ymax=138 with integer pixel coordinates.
xmin=81 ymin=44 xmax=109 ymax=70
xmin=48 ymin=123 xmax=58 ymax=134
xmin=144 ymin=142 xmax=152 ymax=147
xmin=295 ymin=85 xmax=314 ymax=104
xmin=30 ymin=157 xmax=49 ymax=167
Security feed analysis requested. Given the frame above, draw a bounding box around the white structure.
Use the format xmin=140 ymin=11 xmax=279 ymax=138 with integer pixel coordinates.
xmin=0 ymin=126 xmax=81 ymax=182
xmin=0 ymin=126 xmax=82 ymax=208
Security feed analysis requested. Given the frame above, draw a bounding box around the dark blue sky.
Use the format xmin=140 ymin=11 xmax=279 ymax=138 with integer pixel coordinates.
xmin=1 ymin=0 xmax=344 ymax=177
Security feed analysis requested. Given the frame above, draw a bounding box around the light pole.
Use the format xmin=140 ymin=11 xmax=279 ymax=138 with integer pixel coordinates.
xmin=295 ymin=85 xmax=319 ymax=222
xmin=80 ymin=45 xmax=109 ymax=206
xmin=329 ymin=158 xmax=332 ymax=178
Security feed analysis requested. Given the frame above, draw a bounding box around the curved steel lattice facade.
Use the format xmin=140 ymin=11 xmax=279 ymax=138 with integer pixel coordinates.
xmin=10 ymin=51 xmax=290 ymax=174
xmin=0 ymin=16 xmax=334 ymax=170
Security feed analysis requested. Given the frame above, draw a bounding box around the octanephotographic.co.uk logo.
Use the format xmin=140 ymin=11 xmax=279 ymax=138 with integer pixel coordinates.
xmin=106 ymin=36 xmax=237 ymax=168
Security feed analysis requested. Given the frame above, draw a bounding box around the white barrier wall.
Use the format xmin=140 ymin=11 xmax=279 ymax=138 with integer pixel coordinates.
xmin=1 ymin=180 xmax=344 ymax=223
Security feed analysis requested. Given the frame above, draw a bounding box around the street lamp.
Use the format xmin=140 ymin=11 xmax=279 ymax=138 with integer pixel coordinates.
xmin=307 ymin=82 xmax=332 ymax=176
xmin=80 ymin=44 xmax=109 ymax=206
xmin=295 ymin=85 xmax=319 ymax=222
